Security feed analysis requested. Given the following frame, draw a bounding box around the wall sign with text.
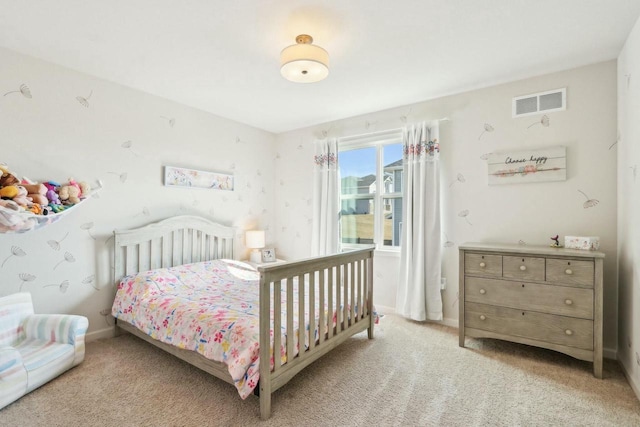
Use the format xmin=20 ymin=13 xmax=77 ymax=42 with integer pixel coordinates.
xmin=487 ymin=146 xmax=566 ymax=185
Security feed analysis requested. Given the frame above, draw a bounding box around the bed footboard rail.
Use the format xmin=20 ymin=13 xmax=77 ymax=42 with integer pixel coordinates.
xmin=257 ymin=247 xmax=374 ymax=419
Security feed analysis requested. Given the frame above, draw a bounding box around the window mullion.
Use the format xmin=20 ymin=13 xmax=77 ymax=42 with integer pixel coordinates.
xmin=375 ymin=144 xmax=383 ymax=248
xmin=340 ymin=194 xmax=376 ymax=201
xmin=384 ymin=192 xmax=402 ymax=199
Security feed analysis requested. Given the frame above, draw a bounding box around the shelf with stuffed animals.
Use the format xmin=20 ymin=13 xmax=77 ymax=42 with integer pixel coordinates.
xmin=0 ymin=164 xmax=101 ymax=234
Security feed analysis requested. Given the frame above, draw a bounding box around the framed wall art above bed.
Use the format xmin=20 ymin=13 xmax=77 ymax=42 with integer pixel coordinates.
xmin=164 ymin=166 xmax=234 ymax=191
xmin=111 ymin=215 xmax=374 ymax=419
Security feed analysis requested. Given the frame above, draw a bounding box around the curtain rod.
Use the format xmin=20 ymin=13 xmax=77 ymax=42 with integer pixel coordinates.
xmin=338 ymin=117 xmax=450 ymax=143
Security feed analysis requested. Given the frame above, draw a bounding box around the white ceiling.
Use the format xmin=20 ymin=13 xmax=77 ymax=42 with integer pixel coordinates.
xmin=1 ymin=1 xmax=639 ymax=134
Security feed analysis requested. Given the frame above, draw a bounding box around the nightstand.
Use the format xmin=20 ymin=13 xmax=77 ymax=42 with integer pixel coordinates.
xmin=243 ymin=259 xmax=286 ymax=268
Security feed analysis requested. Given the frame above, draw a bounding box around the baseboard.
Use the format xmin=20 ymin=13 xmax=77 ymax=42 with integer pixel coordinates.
xmin=377 ymin=306 xmax=458 ymax=329
xmin=85 ymin=326 xmax=116 ymax=342
xmin=375 ymin=304 xmax=395 ymax=316
xmin=604 ymin=347 xmax=617 ymax=360
xmin=618 ymin=357 xmax=640 ymax=402
xmin=439 ymin=317 xmax=458 ymax=328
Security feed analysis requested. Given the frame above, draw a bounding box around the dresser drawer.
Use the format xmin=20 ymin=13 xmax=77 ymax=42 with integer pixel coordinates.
xmin=465 ymin=253 xmax=502 ymax=277
xmin=465 ymin=302 xmax=593 ymax=350
xmin=546 ymin=258 xmax=594 ymax=288
xmin=465 ymin=277 xmax=594 ymax=319
xmin=502 ymin=256 xmax=545 ymax=281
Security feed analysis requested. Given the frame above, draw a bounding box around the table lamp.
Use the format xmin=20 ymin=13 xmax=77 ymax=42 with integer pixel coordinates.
xmin=246 ymin=230 xmax=265 ymax=263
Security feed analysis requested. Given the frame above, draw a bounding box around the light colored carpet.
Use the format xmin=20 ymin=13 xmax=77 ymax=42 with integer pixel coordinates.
xmin=2 ymin=314 xmax=639 ymax=426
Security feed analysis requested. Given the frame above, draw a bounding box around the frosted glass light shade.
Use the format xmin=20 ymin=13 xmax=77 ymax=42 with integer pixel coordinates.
xmin=280 ymin=35 xmax=329 ymax=83
xmin=246 ymin=230 xmax=265 ymax=249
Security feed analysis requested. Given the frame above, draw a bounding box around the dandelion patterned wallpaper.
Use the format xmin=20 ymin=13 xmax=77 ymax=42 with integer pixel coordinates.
xmin=274 ymin=60 xmax=618 ymax=351
xmin=4 ymin=83 xmax=32 ymax=98
xmin=616 ymin=18 xmax=640 ymax=391
xmin=0 ymin=46 xmax=276 ymax=338
xmin=0 ymin=46 xmax=620 ymax=354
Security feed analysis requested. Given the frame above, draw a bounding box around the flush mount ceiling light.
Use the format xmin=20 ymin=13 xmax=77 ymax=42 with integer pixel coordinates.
xmin=280 ymin=34 xmax=329 ymax=83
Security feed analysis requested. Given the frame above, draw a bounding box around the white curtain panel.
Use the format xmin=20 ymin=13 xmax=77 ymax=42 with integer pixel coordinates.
xmin=311 ymin=138 xmax=340 ymax=256
xmin=396 ymin=122 xmax=443 ymax=321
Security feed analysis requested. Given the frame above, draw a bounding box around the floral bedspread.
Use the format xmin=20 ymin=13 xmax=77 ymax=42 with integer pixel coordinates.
xmin=111 ymin=259 xmax=357 ymax=399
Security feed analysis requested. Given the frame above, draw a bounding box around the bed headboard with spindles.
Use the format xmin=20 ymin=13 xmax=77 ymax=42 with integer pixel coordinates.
xmin=114 ymin=215 xmax=235 ymax=282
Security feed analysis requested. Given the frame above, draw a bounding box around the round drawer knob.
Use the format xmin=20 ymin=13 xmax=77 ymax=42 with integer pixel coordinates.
xmin=520 ymin=265 xmax=527 ymax=271
xmin=565 ymin=299 xmax=573 ymax=305
xmin=479 ymin=262 xmax=486 ymax=268
xmin=479 ymin=289 xmax=486 ymax=294
xmin=480 ymin=315 xmax=486 ymax=321
xmin=565 ymin=269 xmax=573 ymax=275
xmin=565 ymin=329 xmax=573 ymax=336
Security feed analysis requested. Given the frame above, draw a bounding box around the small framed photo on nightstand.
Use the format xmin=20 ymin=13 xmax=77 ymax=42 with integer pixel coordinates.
xmin=261 ymin=248 xmax=276 ymax=262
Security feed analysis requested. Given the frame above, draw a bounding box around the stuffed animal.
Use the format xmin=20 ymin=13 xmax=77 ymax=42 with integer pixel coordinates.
xmin=43 ymin=181 xmax=61 ymax=205
xmin=0 ymin=199 xmax=20 ymax=211
xmin=44 ymin=184 xmax=64 ymax=212
xmin=50 ymin=204 xmax=65 ymax=213
xmin=12 ymin=186 xmax=32 ymax=207
xmin=22 ymin=183 xmax=48 ymax=205
xmin=47 ymin=189 xmax=61 ymax=205
xmin=59 ymin=185 xmax=81 ymax=205
xmin=0 ymin=199 xmax=28 ymax=233
xmin=67 ymin=178 xmax=80 ymax=193
xmin=64 ymin=178 xmax=92 ymax=199
xmin=0 ymin=185 xmax=32 ymax=207
xmin=28 ymin=203 xmax=43 ymax=215
xmin=78 ymin=181 xmax=91 ymax=198
xmin=0 ymin=185 xmax=19 ymax=199
xmin=0 ymin=165 xmax=19 ymax=187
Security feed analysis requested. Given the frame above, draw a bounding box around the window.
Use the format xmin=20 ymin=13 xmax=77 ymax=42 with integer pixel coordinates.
xmin=339 ymin=130 xmax=404 ymax=249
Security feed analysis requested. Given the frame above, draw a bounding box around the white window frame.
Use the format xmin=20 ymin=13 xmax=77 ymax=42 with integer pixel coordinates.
xmin=338 ymin=129 xmax=404 ymax=251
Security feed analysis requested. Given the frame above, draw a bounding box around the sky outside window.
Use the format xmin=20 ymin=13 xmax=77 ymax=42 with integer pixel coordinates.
xmin=339 ymin=147 xmax=376 ymax=179
xmin=339 ymin=144 xmax=403 ymax=179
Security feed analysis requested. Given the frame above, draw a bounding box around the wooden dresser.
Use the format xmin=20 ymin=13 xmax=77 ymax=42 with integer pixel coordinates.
xmin=459 ymin=242 xmax=604 ymax=378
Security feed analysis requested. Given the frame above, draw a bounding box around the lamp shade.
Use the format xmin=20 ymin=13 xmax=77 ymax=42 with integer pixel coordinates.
xmin=280 ymin=34 xmax=329 ymax=83
xmin=246 ymin=230 xmax=265 ymax=249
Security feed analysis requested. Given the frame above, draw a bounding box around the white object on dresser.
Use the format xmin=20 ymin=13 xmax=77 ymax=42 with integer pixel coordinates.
xmin=564 ymin=235 xmax=600 ymax=251
xmin=459 ymin=242 xmax=604 ymax=378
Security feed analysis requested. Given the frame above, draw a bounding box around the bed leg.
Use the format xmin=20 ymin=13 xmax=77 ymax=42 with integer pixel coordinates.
xmin=114 ymin=319 xmax=124 ymax=337
xmin=368 ymin=315 xmax=374 ymax=339
xmin=259 ymin=388 xmax=271 ymax=420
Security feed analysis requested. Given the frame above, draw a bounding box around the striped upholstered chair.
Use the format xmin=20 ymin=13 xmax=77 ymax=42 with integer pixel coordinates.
xmin=0 ymin=292 xmax=88 ymax=409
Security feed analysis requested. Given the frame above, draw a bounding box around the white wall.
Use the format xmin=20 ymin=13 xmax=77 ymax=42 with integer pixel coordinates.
xmin=0 ymin=47 xmax=276 ymax=340
xmin=275 ymin=61 xmax=618 ymax=351
xmin=617 ymin=15 xmax=640 ymax=395
xmin=0 ymin=47 xmax=621 ymax=356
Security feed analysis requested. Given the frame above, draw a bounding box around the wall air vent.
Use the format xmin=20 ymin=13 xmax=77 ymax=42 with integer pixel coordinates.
xmin=512 ymin=88 xmax=566 ymax=118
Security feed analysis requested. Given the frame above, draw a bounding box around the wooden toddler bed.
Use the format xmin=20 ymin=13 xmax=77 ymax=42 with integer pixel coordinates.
xmin=112 ymin=215 xmax=374 ymax=419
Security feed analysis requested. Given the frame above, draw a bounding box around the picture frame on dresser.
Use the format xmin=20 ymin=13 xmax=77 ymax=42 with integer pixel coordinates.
xmin=458 ymin=242 xmax=604 ymax=378
xmin=261 ymin=248 xmax=276 ymax=262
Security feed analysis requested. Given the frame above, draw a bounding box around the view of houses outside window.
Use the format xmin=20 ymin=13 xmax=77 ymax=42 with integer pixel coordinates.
xmin=339 ymin=142 xmax=403 ymax=248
